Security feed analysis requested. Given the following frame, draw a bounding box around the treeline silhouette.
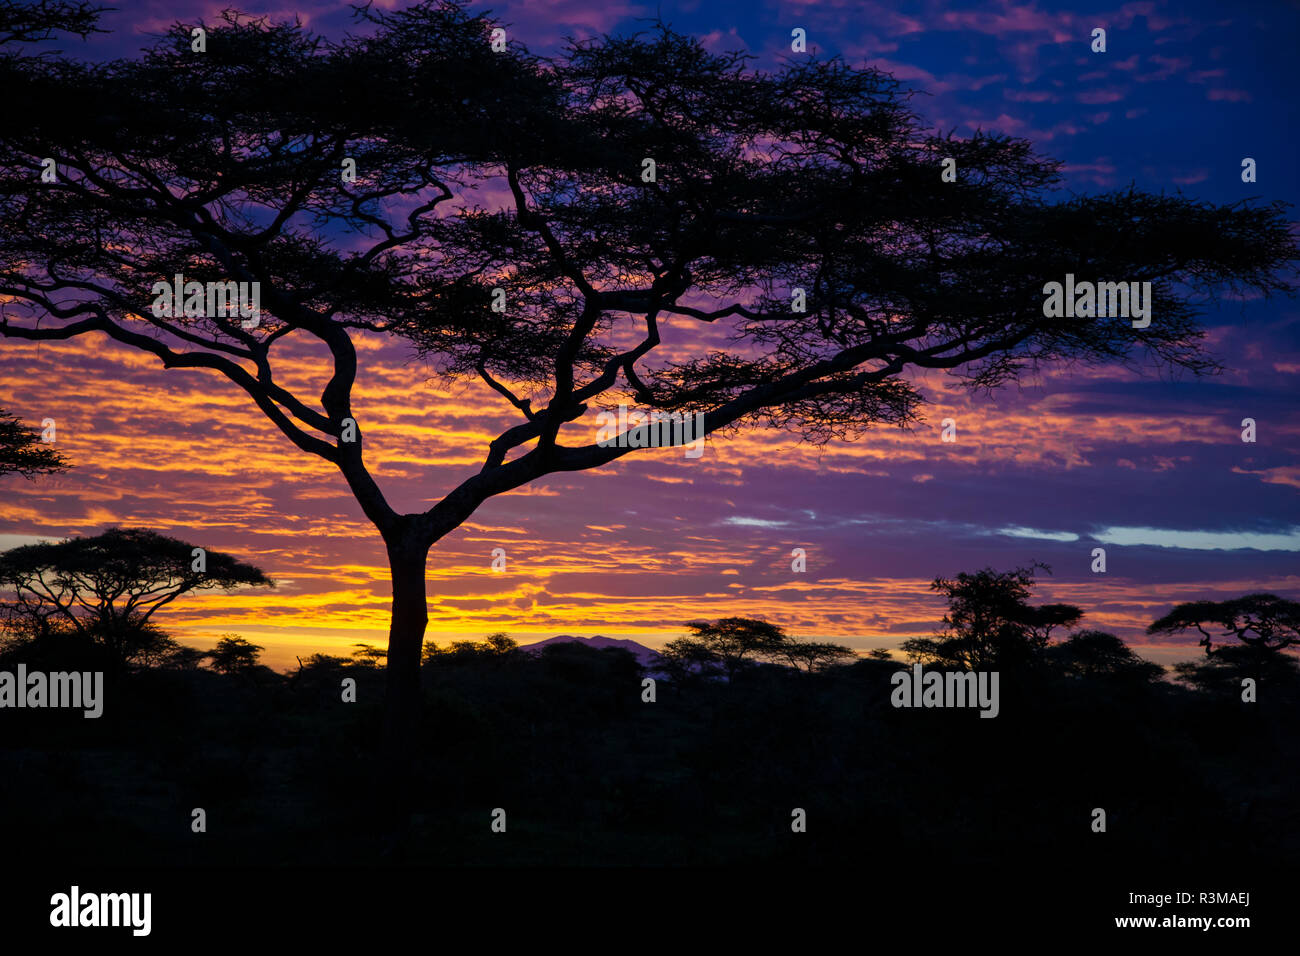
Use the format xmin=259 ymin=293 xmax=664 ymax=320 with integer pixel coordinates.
xmin=1 ymin=537 xmax=1296 ymax=869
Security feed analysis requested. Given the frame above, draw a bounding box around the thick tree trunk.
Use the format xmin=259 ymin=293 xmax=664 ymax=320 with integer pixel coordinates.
xmin=382 ymin=527 xmax=431 ymax=769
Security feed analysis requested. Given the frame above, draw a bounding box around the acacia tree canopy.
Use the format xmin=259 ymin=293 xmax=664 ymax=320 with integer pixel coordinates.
xmin=205 ymin=634 xmax=265 ymax=675
xmin=657 ymin=617 xmax=853 ymax=678
xmin=1148 ymin=593 xmax=1300 ymax=656
xmin=779 ymin=639 xmax=857 ymax=673
xmin=905 ymin=565 xmax=1084 ymax=669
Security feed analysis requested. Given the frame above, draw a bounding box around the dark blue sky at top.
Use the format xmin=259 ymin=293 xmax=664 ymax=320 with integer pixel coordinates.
xmin=66 ymin=1 xmax=1300 ymax=198
xmin=65 ymin=1 xmax=1300 ymax=199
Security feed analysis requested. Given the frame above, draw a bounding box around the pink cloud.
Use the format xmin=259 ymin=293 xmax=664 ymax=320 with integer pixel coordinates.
xmin=1115 ymin=0 xmax=1190 ymax=32
xmin=1062 ymin=160 xmax=1118 ymax=187
xmin=1003 ymin=88 xmax=1059 ymax=103
xmin=935 ymin=2 xmax=1078 ymax=41
xmin=867 ymin=58 xmax=945 ymax=92
xmin=697 ymin=27 xmax=748 ymax=54
xmin=1076 ymin=88 xmax=1126 ymax=104
xmin=495 ymin=0 xmax=650 ymax=44
xmin=1207 ymin=88 xmax=1253 ymax=102
xmin=782 ymin=0 xmax=924 ymax=37
xmin=964 ymin=112 xmax=1030 ymax=136
xmin=1135 ymin=55 xmax=1193 ymax=83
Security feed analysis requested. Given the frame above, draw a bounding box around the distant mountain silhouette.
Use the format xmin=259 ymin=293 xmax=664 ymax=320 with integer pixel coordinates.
xmin=520 ymin=634 xmax=660 ymax=667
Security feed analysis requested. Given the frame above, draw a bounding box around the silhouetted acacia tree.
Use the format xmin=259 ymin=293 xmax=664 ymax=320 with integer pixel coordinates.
xmin=205 ymin=634 xmax=264 ymax=675
xmin=423 ymin=631 xmax=519 ymax=665
xmin=655 ymin=634 xmax=725 ymax=682
xmin=1149 ymin=593 xmax=1300 ymax=659
xmin=0 ymin=528 xmax=272 ymax=671
xmin=1045 ymin=629 xmax=1163 ymax=682
xmin=903 ymin=565 xmax=1083 ymax=669
xmin=660 ymin=617 xmax=794 ymax=679
xmin=163 ymin=643 xmax=208 ymax=671
xmin=1 ymin=2 xmax=1295 ymax=749
xmin=1152 ymin=593 xmax=1300 ymax=688
xmin=351 ymin=642 xmax=389 ymax=667
xmin=778 ymin=638 xmax=857 ymax=673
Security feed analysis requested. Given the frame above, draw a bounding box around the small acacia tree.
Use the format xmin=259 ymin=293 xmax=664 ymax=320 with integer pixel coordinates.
xmin=903 ymin=565 xmax=1083 ymax=670
xmin=205 ymin=634 xmax=265 ymax=676
xmin=0 ymin=527 xmax=273 ymax=671
xmin=1149 ymin=594 xmax=1300 ymax=659
xmin=1045 ymin=630 xmax=1164 ymax=682
xmin=777 ymin=639 xmax=857 ymax=673
xmin=423 ymin=632 xmax=518 ymax=665
xmin=1 ymin=2 xmax=1295 ymax=747
xmin=660 ymin=617 xmax=792 ymax=680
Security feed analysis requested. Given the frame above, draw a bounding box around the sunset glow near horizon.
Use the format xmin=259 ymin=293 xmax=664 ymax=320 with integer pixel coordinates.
xmin=2 ymin=0 xmax=1297 ymax=671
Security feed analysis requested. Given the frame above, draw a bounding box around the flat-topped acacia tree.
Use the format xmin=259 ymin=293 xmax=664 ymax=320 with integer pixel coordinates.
xmin=1 ymin=1 xmax=1296 ymax=750
xmin=0 ymin=527 xmax=272 ymax=672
